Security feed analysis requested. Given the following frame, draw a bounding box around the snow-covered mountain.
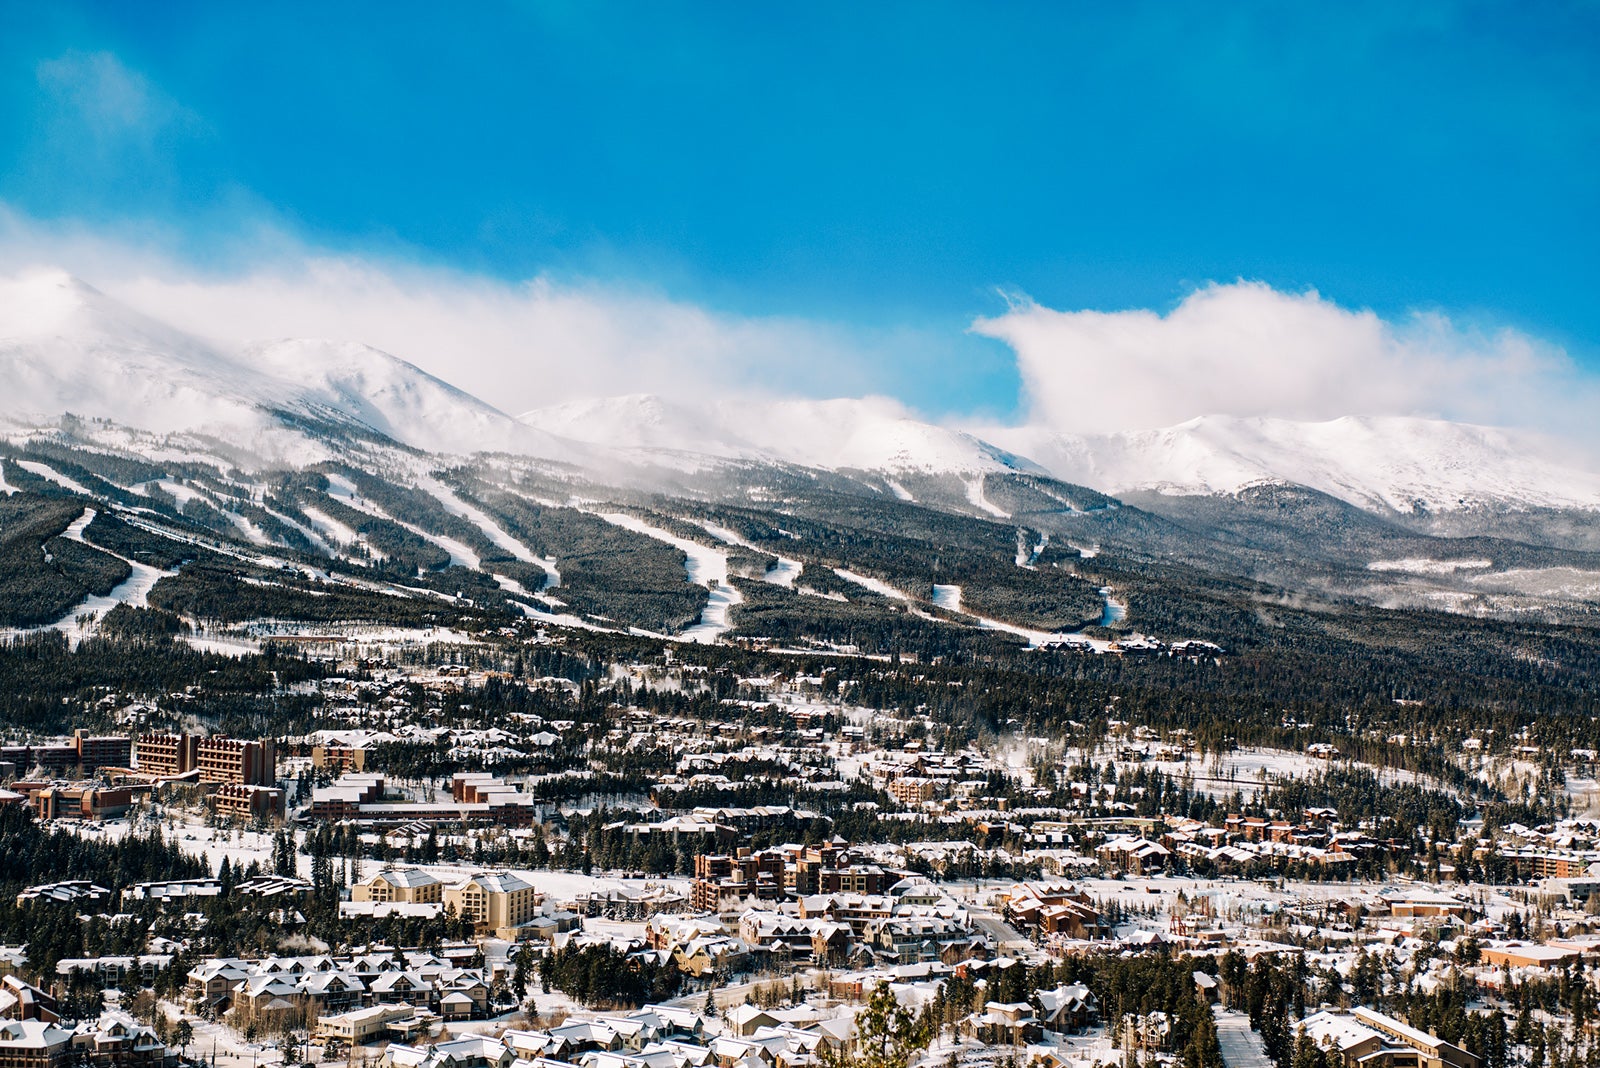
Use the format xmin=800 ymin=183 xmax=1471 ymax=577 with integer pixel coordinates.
xmin=0 ymin=270 xmax=581 ymax=463
xmin=6 ymin=269 xmax=1600 ymax=520
xmin=984 ymin=415 xmax=1600 ymax=514
xmin=520 ymin=393 xmax=1040 ymax=474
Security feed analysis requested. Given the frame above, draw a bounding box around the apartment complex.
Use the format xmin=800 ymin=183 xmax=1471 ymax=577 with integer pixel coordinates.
xmin=132 ymin=734 xmax=198 ymax=778
xmin=134 ymin=734 xmax=275 ymax=786
xmin=0 ymin=732 xmax=132 ymax=778
xmin=196 ymin=737 xmax=275 ymax=786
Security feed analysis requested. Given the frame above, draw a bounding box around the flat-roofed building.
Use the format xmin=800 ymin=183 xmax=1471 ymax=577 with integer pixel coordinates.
xmin=133 ymin=734 xmax=198 ymax=777
xmin=197 ymin=737 xmax=276 ymax=786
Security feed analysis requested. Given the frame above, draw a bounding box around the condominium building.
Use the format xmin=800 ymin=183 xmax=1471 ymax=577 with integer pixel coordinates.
xmin=352 ymin=868 xmax=443 ymax=905
xmin=133 ymin=734 xmax=199 ymax=777
xmin=443 ymin=872 xmax=540 ymax=934
xmin=196 ymin=737 xmax=276 ymax=786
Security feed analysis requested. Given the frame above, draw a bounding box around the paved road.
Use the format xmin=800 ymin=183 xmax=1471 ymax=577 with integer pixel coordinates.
xmin=1213 ymin=1008 xmax=1275 ymax=1068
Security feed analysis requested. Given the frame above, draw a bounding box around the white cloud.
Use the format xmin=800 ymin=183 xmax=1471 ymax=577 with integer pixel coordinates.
xmin=0 ymin=213 xmax=891 ymax=417
xmin=973 ymin=281 xmax=1598 ymax=441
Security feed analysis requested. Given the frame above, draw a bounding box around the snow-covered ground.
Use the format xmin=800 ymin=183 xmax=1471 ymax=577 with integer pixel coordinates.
xmin=0 ymin=507 xmax=178 ymax=647
xmin=1369 ymin=557 xmax=1493 ymax=575
xmin=1099 ymin=587 xmax=1126 ymax=626
xmin=932 ymin=584 xmax=963 ymax=612
xmin=16 ymin=459 xmax=92 ymax=495
xmin=1015 ymin=531 xmax=1047 ymax=568
xmin=701 ymin=521 xmax=802 ymax=588
xmin=596 ymin=512 xmax=741 ymax=643
xmin=0 ymin=464 xmax=14 ymax=495
xmin=833 ymin=568 xmax=908 ymax=601
xmin=965 ymin=477 xmax=1010 ymax=518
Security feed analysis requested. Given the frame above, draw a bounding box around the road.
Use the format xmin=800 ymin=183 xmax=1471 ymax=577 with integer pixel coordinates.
xmin=1213 ymin=1008 xmax=1275 ymax=1068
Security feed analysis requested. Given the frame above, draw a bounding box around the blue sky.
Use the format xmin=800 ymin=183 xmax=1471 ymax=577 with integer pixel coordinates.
xmin=1 ymin=1 xmax=1597 ymax=422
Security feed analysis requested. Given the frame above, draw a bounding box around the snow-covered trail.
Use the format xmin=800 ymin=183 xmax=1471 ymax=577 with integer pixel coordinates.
xmin=0 ymin=463 xmax=14 ymax=496
xmin=261 ymin=505 xmax=336 ymax=558
xmin=834 ymin=564 xmax=1113 ymax=652
xmin=701 ymin=521 xmax=803 ymax=588
xmin=324 ymin=477 xmax=483 ymax=570
xmin=885 ymin=479 xmax=914 ymax=502
xmin=596 ymin=512 xmax=742 ymax=643
xmin=1016 ymin=530 xmax=1048 ymax=568
xmin=25 ymin=508 xmax=177 ymax=646
xmin=17 ymin=460 xmax=91 ymax=496
xmin=966 ymin=477 xmax=1010 ymax=518
xmin=417 ymin=475 xmax=561 ymax=590
xmin=832 ymin=568 xmax=908 ymax=601
xmin=1100 ymin=587 xmax=1127 ymax=626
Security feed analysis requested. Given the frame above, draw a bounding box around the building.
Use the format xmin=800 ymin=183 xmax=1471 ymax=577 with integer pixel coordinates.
xmin=310 ymin=775 xmax=386 ymax=820
xmin=312 ymin=745 xmax=368 ymax=773
xmin=133 ymin=734 xmax=198 ymax=778
xmin=210 ymin=783 xmax=286 ymax=823
xmin=70 ymin=732 xmax=132 ymax=773
xmin=70 ymin=1010 xmax=167 ymax=1068
xmin=690 ymin=850 xmax=786 ymax=912
xmin=196 ymin=737 xmax=276 ymax=786
xmin=29 ymin=784 xmax=133 ymax=822
xmin=443 ymin=873 xmax=540 ymax=935
xmin=1300 ymin=1008 xmax=1481 ymax=1068
xmin=0 ymin=979 xmax=58 ymax=1024
xmin=352 ymin=869 xmax=443 ymax=905
xmin=0 ymin=1019 xmax=75 ymax=1068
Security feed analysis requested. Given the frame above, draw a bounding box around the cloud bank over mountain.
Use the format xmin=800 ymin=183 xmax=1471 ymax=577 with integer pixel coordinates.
xmin=972 ymin=282 xmax=1600 ymax=442
xmin=3 ymin=214 xmax=1597 ymax=460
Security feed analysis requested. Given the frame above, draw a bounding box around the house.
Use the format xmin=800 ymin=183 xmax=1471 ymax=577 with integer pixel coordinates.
xmin=70 ymin=1011 xmax=167 ymax=1068
xmin=960 ymin=1002 xmax=1041 ymax=1046
xmin=1300 ymin=1008 xmax=1481 ymax=1068
xmin=0 ymin=1019 xmax=75 ymax=1068
xmin=0 ymin=978 xmax=58 ymax=1023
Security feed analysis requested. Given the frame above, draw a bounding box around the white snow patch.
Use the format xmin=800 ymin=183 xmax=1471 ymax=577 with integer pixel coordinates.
xmin=595 ymin=512 xmax=742 ymax=642
xmin=885 ymin=478 xmax=914 ymax=502
xmin=16 ymin=460 xmax=91 ymax=496
xmin=1016 ymin=530 xmax=1048 ymax=568
xmin=1368 ymin=557 xmax=1494 ymax=574
xmin=932 ymin=584 xmax=963 ymax=612
xmin=0 ymin=464 xmax=14 ymax=496
xmin=832 ymin=568 xmax=909 ymax=601
xmin=701 ymin=521 xmax=803 ymax=588
xmin=21 ymin=508 xmax=177 ymax=646
xmin=966 ymin=476 xmax=1010 ymax=518
xmin=1100 ymin=587 xmax=1127 ymax=626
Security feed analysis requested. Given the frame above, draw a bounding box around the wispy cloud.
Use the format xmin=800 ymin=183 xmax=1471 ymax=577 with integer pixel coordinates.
xmin=973 ymin=281 xmax=1600 ymax=443
xmin=0 ymin=212 xmax=900 ymax=416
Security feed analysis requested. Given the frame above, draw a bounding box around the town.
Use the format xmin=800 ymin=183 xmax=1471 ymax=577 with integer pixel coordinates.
xmin=0 ymin=632 xmax=1594 ymax=1068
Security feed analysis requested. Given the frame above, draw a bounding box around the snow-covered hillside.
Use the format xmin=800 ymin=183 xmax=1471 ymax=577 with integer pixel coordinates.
xmin=521 ymin=393 xmax=1039 ymax=474
xmin=0 ymin=271 xmax=582 ymax=463
xmin=7 ymin=269 xmax=1600 ymax=519
xmin=986 ymin=415 xmax=1600 ymax=514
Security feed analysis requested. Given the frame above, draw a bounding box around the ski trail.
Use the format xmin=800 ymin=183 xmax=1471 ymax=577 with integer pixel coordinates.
xmin=22 ymin=508 xmax=178 ymax=647
xmin=966 ymin=476 xmax=1010 ymax=518
xmin=832 ymin=568 xmax=908 ymax=601
xmin=594 ymin=512 xmax=742 ymax=643
xmin=700 ymin=521 xmax=803 ymax=588
xmin=17 ymin=460 xmax=92 ymax=496
xmin=417 ymin=475 xmax=560 ymax=589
